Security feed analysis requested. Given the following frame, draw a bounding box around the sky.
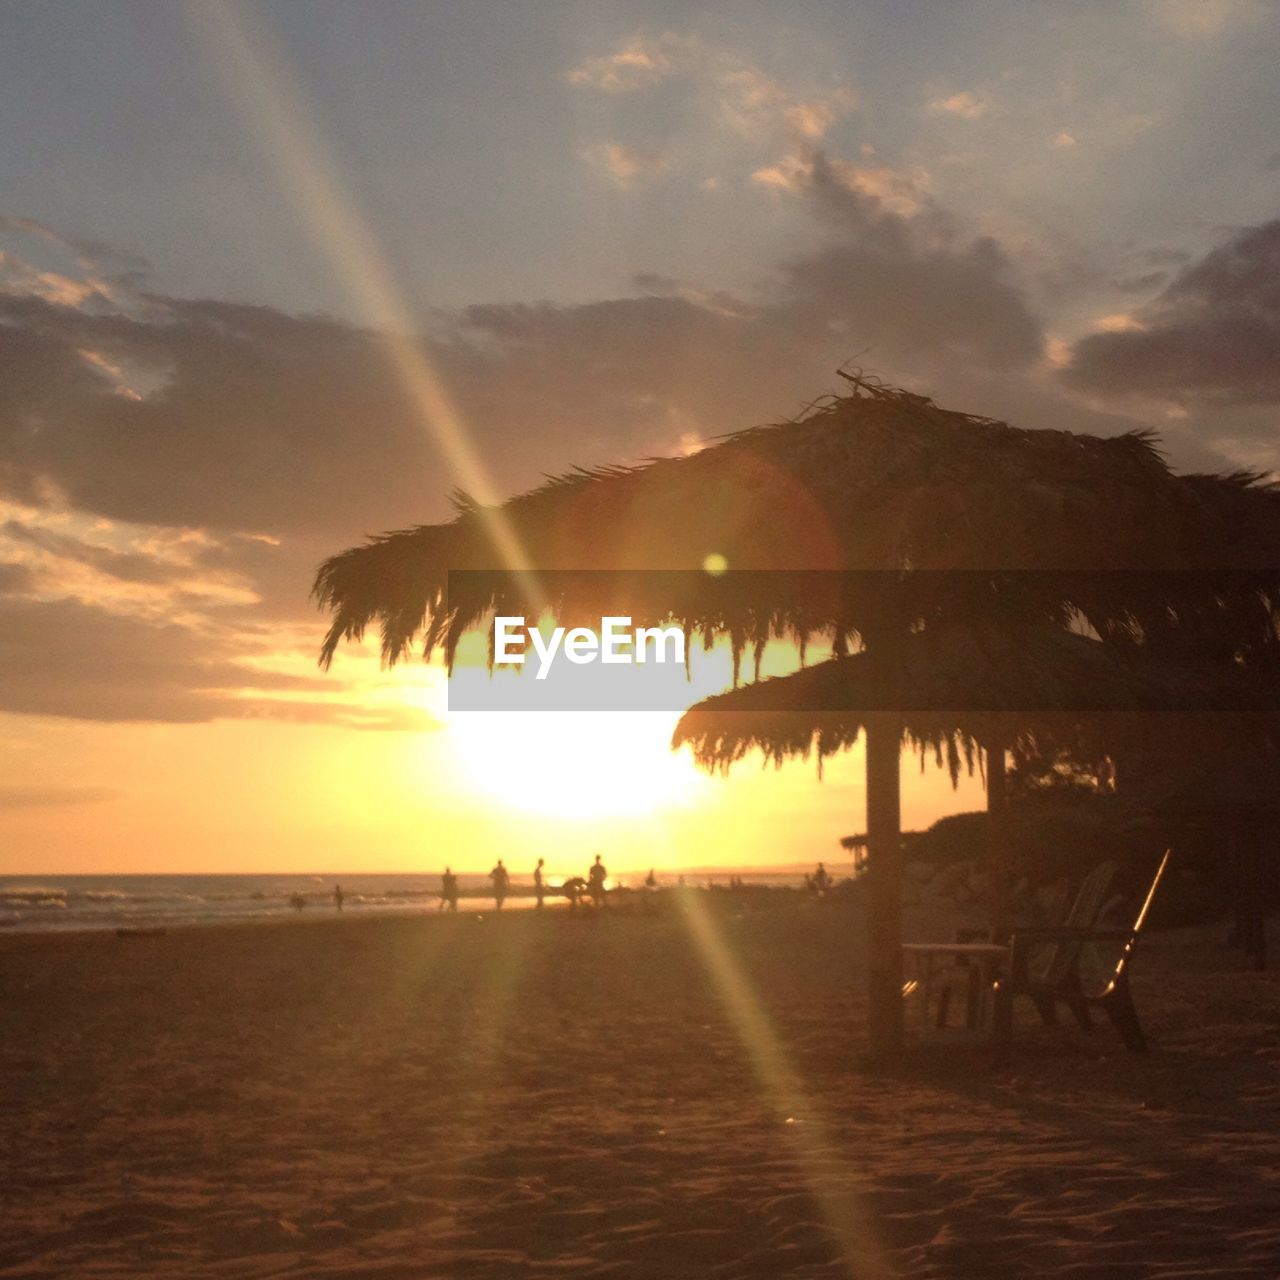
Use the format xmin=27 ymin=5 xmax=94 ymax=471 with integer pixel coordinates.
xmin=2 ymin=0 xmax=1278 ymax=874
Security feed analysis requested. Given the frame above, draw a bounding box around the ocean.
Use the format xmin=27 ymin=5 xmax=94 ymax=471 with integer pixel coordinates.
xmin=0 ymin=866 xmax=843 ymax=934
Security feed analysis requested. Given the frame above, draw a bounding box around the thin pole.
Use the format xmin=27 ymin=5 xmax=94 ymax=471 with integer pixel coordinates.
xmin=865 ymin=711 xmax=904 ymax=1060
xmin=986 ymin=735 xmax=1011 ymax=940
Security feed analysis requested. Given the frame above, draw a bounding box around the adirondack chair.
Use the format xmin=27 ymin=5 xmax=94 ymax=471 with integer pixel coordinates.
xmin=992 ymin=850 xmax=1171 ymax=1065
xmin=919 ymin=860 xmax=1117 ymax=1031
xmin=1019 ymin=859 xmax=1119 ymax=1030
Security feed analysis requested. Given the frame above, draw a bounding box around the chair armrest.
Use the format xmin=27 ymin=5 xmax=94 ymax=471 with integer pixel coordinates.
xmin=1006 ymin=927 xmax=1134 ymax=944
xmin=1003 ymin=928 xmax=1137 ymax=987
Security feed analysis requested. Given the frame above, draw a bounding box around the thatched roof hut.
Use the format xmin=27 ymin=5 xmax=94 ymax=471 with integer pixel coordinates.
xmin=315 ymin=378 xmax=1280 ymax=674
xmin=673 ymin=622 xmax=1279 ymax=945
xmin=314 ymin=378 xmax=1280 ymax=1058
xmin=673 ymin=623 xmax=1278 ymax=778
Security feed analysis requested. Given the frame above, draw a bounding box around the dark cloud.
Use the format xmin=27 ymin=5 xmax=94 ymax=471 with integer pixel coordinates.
xmin=0 ymin=561 xmax=35 ymax=594
xmin=776 ymin=153 xmax=1044 ymax=371
xmin=0 ymin=293 xmax=447 ymax=537
xmin=0 ymin=163 xmax=1048 ymax=556
xmin=1132 ymin=246 xmax=1193 ymax=269
xmin=0 ymin=183 xmax=1118 ymax=730
xmin=0 ymin=595 xmax=339 ymax=724
xmin=1064 ymin=218 xmax=1280 ymax=406
xmin=1 ymin=519 xmax=185 ymax=586
xmin=1112 ymin=270 xmax=1169 ymax=294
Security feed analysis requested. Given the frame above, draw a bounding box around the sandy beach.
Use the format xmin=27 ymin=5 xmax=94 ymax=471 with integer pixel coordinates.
xmin=1 ymin=895 xmax=1277 ymax=1279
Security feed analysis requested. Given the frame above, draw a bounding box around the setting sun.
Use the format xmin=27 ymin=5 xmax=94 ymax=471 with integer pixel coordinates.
xmin=449 ymin=710 xmax=709 ymax=818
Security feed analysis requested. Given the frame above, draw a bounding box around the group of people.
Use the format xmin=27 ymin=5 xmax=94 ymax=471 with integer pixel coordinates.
xmin=437 ymin=854 xmax=610 ymax=913
xmin=324 ymin=861 xmax=834 ymax=918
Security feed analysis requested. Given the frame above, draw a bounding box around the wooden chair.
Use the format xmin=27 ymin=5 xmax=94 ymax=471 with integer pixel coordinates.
xmin=920 ymin=860 xmax=1117 ymax=1031
xmin=992 ymin=850 xmax=1171 ymax=1065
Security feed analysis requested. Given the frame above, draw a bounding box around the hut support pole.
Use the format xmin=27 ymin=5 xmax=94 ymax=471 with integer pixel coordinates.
xmin=865 ymin=712 xmax=904 ymax=1061
xmin=986 ymin=736 xmax=1011 ymax=941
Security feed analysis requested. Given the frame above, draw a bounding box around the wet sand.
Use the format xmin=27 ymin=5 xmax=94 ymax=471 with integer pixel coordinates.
xmin=1 ymin=896 xmax=1277 ymax=1278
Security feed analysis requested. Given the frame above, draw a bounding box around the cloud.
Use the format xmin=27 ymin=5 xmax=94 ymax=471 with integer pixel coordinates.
xmin=0 ymin=561 xmax=35 ymax=594
xmin=584 ymin=142 xmax=669 ymax=185
xmin=0 ymin=290 xmax=444 ymax=539
xmin=0 ymin=593 xmax=415 ymax=727
xmin=770 ymin=153 xmax=1044 ymax=371
xmin=0 ymin=170 xmax=1044 ymax=553
xmin=564 ymin=35 xmax=676 ymax=93
xmin=1093 ymin=312 xmax=1145 ymax=333
xmin=0 ymin=215 xmax=146 ymax=310
xmin=566 ymin=33 xmax=857 ymax=153
xmin=1 ymin=518 xmax=191 ymax=586
xmin=0 ymin=180 xmax=1053 ymax=725
xmin=1063 ymin=217 xmax=1280 ymax=405
xmin=926 ymin=90 xmax=988 ymax=120
xmin=1112 ymin=270 xmax=1169 ymax=294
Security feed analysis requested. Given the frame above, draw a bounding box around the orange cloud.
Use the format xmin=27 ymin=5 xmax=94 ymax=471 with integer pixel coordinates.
xmin=926 ymin=90 xmax=988 ymax=120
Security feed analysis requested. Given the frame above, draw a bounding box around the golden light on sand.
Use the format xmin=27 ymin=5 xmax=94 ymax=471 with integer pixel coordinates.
xmin=448 ymin=710 xmax=709 ymax=818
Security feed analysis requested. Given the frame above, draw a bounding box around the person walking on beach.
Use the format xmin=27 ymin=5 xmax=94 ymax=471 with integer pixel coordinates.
xmin=440 ymin=867 xmax=458 ymax=913
xmin=588 ymin=854 xmax=608 ymax=910
xmin=812 ymin=862 xmax=831 ymax=897
xmin=490 ymin=859 xmax=510 ymax=910
xmin=333 ymin=883 xmax=344 ymax=912
xmin=533 ymin=857 xmax=546 ymax=909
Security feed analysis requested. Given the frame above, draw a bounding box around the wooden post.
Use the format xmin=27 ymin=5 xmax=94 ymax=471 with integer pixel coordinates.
xmin=865 ymin=711 xmax=904 ymax=1061
xmin=985 ymin=735 xmax=1011 ymax=941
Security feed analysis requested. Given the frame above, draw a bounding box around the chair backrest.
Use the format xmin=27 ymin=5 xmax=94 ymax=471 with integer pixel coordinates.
xmin=1032 ymin=860 xmax=1117 ymax=983
xmin=1101 ymin=848 xmax=1171 ymax=994
xmin=1064 ymin=860 xmax=1118 ymax=928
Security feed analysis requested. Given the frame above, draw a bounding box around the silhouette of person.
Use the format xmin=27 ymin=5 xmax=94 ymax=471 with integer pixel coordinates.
xmin=490 ymin=859 xmax=510 ymax=910
xmin=588 ymin=854 xmax=608 ymax=909
xmin=333 ymin=884 xmax=344 ymax=912
xmin=813 ymin=862 xmax=831 ymax=896
xmin=534 ymin=857 xmax=546 ymax=909
xmin=645 ymin=868 xmax=657 ymax=889
xmin=440 ymin=867 xmax=458 ymax=913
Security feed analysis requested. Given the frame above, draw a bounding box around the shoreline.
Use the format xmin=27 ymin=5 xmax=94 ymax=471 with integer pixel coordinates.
xmin=0 ymin=883 xmax=811 ymax=942
xmin=0 ymin=873 xmax=825 ymax=937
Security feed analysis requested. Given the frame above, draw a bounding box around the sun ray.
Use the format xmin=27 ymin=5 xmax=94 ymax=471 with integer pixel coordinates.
xmin=186 ymin=2 xmax=543 ymax=608
xmin=654 ymin=826 xmax=892 ymax=1279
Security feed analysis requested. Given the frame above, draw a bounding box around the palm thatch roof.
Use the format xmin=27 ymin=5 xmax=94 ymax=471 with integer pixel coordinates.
xmin=314 ymin=378 xmax=1280 ymax=672
xmin=672 ymin=623 xmax=1280 ymax=779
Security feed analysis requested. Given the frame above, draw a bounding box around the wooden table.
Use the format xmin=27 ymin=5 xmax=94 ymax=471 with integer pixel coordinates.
xmin=902 ymin=942 xmax=1010 ymax=1031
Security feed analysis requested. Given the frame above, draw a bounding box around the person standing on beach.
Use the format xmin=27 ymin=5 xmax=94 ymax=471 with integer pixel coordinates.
xmin=440 ymin=867 xmax=458 ymax=913
xmin=533 ymin=857 xmax=546 ymax=909
xmin=812 ymin=862 xmax=831 ymax=896
xmin=490 ymin=859 xmax=510 ymax=910
xmin=588 ymin=854 xmax=608 ymax=910
xmin=333 ymin=884 xmax=344 ymax=912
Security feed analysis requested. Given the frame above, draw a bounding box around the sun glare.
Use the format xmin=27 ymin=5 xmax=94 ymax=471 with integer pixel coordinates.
xmin=448 ymin=710 xmax=709 ymax=818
